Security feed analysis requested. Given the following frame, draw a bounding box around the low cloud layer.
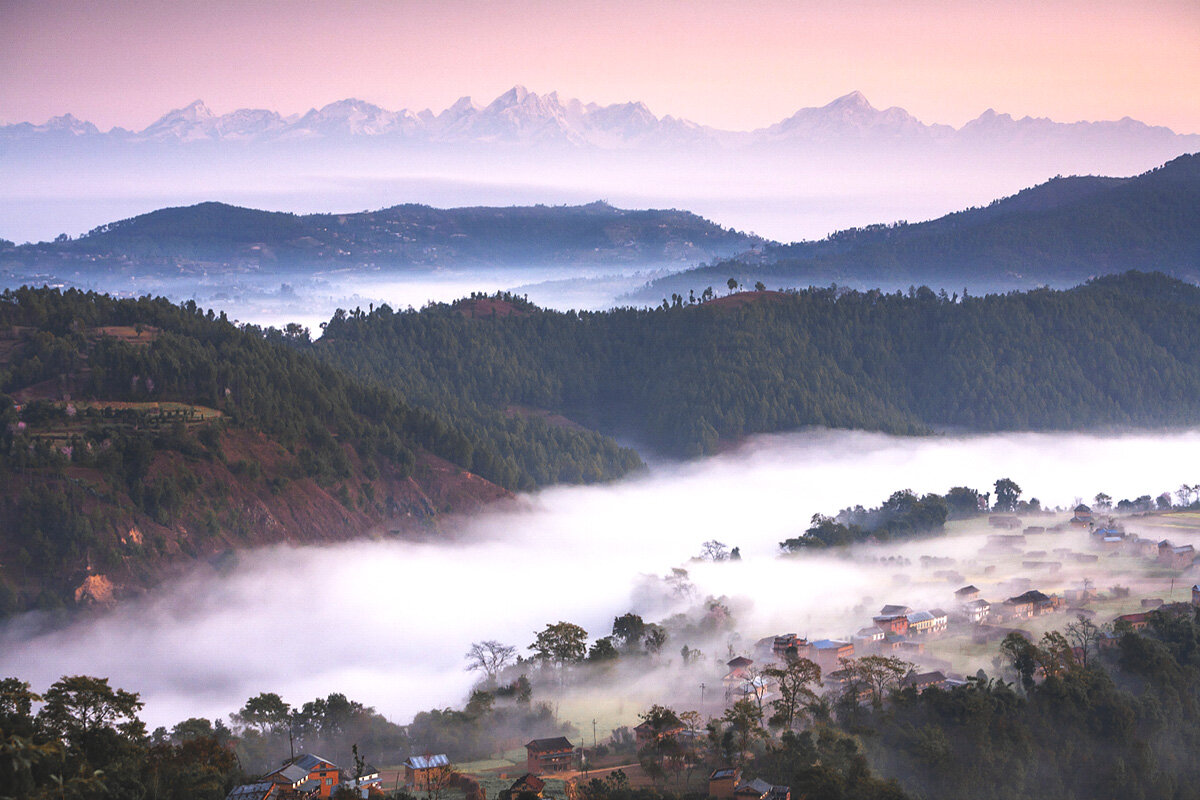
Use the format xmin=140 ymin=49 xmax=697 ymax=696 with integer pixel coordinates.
xmin=3 ymin=427 xmax=1198 ymax=727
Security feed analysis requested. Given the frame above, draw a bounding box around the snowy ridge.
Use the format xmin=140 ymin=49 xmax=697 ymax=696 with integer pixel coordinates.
xmin=3 ymin=87 xmax=1197 ymax=153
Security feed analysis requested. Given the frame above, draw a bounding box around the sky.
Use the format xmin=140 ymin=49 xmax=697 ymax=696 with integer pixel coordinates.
xmin=2 ymin=0 xmax=1198 ymax=133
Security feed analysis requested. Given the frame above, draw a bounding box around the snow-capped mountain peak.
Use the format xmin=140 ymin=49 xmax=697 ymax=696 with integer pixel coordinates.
xmin=3 ymin=88 xmax=1195 ymax=155
xmin=37 ymin=113 xmax=100 ymax=135
xmin=825 ymin=90 xmax=874 ymax=111
xmin=139 ymin=100 xmax=218 ymax=141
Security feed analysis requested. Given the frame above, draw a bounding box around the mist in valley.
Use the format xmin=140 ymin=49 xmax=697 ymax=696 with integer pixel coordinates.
xmin=0 ymin=263 xmax=671 ymax=338
xmin=3 ymin=427 xmax=1199 ymax=734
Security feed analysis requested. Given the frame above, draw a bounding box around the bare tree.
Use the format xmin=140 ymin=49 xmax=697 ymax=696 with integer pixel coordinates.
xmin=841 ymin=655 xmax=913 ymax=708
xmin=700 ymin=540 xmax=729 ymax=562
xmin=464 ymin=640 xmax=517 ymax=683
xmin=1064 ymin=615 xmax=1105 ymax=669
xmin=740 ymin=665 xmax=769 ymax=714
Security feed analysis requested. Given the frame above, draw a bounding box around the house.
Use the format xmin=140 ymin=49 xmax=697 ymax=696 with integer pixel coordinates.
xmin=988 ymin=515 xmax=1023 ymax=530
xmin=526 ymin=737 xmax=574 ymax=773
xmin=709 ymin=768 xmax=741 ymax=800
xmin=810 ymin=639 xmax=854 ymax=672
xmin=954 ymin=585 xmax=980 ymax=602
xmin=1002 ymin=594 xmax=1036 ymax=619
xmin=337 ymin=764 xmax=384 ymax=799
xmin=901 ymin=671 xmax=949 ymax=693
xmin=1064 ymin=588 xmax=1097 ymax=605
xmin=1142 ymin=598 xmax=1165 ymax=609
xmin=499 ymin=774 xmax=546 ymax=800
xmin=723 ymin=656 xmax=757 ymax=698
xmin=1070 ymin=504 xmax=1093 ymax=525
xmin=634 ymin=718 xmax=684 ymax=745
xmin=733 ymin=778 xmax=790 ymax=800
xmin=905 ymin=609 xmax=948 ymax=635
xmin=1158 ymin=541 xmax=1196 ymax=569
xmin=1116 ymin=612 xmax=1150 ymax=631
xmin=1192 ymin=584 xmax=1200 ymax=607
xmin=905 ymin=611 xmax=937 ymax=635
xmin=265 ymin=754 xmax=341 ymax=799
xmin=771 ymin=634 xmax=811 ymax=661
xmin=963 ymin=599 xmax=991 ymax=624
xmin=1024 ymin=526 xmax=1046 ymax=535
xmin=852 ymin=626 xmax=886 ymax=651
xmin=226 ymin=784 xmax=276 ymax=800
xmin=1124 ymin=537 xmax=1156 ymax=557
xmin=873 ymin=606 xmax=911 ymax=635
xmin=1007 ymin=589 xmax=1061 ymax=616
xmin=404 ymin=754 xmax=451 ymax=790
xmin=983 ymin=533 xmax=1025 ymax=553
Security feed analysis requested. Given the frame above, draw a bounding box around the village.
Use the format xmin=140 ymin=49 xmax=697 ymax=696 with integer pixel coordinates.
xmin=222 ymin=503 xmax=1200 ymax=800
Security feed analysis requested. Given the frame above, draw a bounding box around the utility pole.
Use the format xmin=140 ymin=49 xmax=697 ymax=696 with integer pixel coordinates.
xmin=592 ymin=718 xmax=597 ymax=748
xmin=700 ymin=682 xmax=706 ymax=703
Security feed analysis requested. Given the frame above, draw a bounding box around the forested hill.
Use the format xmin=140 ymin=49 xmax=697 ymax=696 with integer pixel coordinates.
xmin=315 ymin=272 xmax=1200 ymax=457
xmin=633 ymin=152 xmax=1200 ymax=298
xmin=0 ymin=201 xmax=757 ymax=270
xmin=0 ymin=288 xmax=640 ymax=616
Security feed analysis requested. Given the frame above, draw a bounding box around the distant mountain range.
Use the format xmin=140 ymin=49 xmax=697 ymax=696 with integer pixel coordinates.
xmin=4 ymin=86 xmax=1196 ymax=152
xmin=4 ymin=87 xmax=1198 ymax=247
xmin=4 ymin=154 xmax=1197 ymax=296
xmin=631 ymin=153 xmax=1200 ymax=297
xmin=0 ymin=201 xmax=757 ymax=271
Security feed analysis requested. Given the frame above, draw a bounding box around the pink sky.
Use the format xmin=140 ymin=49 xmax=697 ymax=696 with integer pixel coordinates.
xmin=2 ymin=0 xmax=1198 ymax=132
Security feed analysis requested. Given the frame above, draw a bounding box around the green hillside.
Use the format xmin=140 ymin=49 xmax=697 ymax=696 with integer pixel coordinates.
xmin=316 ymin=272 xmax=1200 ymax=457
xmin=635 ymin=153 xmax=1200 ymax=298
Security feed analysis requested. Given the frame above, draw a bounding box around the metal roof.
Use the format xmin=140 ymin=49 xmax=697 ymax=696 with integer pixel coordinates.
xmin=405 ymin=754 xmax=450 ymax=770
xmin=226 ymin=783 xmax=275 ymax=800
xmin=272 ymin=764 xmax=308 ymax=784
xmin=811 ymin=639 xmax=849 ymax=649
xmin=527 ymin=737 xmax=573 ymax=752
xmin=293 ymin=754 xmax=338 ymax=771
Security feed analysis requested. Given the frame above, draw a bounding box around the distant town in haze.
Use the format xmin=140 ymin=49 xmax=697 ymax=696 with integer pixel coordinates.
xmin=2 ymin=1 xmax=1200 ymax=799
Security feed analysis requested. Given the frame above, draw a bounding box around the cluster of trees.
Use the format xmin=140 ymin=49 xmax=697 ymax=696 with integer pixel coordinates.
xmin=584 ymin=609 xmax=1200 ymax=800
xmin=1 ymin=675 xmax=241 ymax=800
xmin=316 ymin=272 xmax=1200 ymax=458
xmin=854 ymin=609 xmax=1200 ymax=799
xmin=581 ymin=650 xmax=912 ymax=800
xmin=781 ymin=486 xmax=960 ymax=551
xmin=778 ymin=477 xmax=1050 ymax=551
xmin=517 ymin=604 xmax=740 ymax=673
xmin=467 ymin=613 xmax=688 ymax=680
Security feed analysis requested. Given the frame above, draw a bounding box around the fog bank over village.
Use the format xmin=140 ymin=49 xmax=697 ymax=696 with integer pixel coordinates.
xmin=4 ymin=426 xmax=1199 ymax=728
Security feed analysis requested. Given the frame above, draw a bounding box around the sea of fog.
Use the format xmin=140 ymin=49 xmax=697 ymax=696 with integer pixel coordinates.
xmin=0 ymin=264 xmax=672 ymax=333
xmin=3 ymin=427 xmax=1200 ymax=728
